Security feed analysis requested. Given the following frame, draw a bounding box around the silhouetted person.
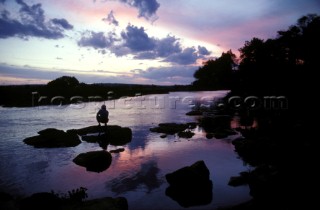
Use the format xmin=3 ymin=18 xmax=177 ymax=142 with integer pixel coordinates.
xmin=96 ymin=104 xmax=109 ymax=127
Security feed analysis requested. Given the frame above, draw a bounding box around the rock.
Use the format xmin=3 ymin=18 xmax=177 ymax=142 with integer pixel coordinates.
xmin=23 ymin=128 xmax=81 ymax=148
xmin=206 ymin=133 xmax=214 ymax=139
xmin=160 ymin=134 xmax=167 ymax=138
xmin=228 ymin=174 xmax=249 ymax=187
xmin=166 ymin=161 xmax=210 ymax=185
xmin=69 ymin=125 xmax=132 ymax=146
xmin=109 ymin=148 xmax=125 ymax=153
xmin=178 ymin=131 xmax=195 ymax=139
xmin=20 ymin=192 xmax=128 ymax=210
xmin=150 ymin=122 xmax=197 ymax=136
xmin=150 ymin=123 xmax=189 ymax=135
xmin=213 ymin=128 xmax=237 ymax=139
xmin=187 ymin=122 xmax=198 ymax=129
xmin=200 ymin=115 xmax=231 ymax=133
xmin=165 ymin=160 xmax=213 ymax=207
xmin=66 ymin=197 xmax=128 ymax=210
xmin=73 ymin=151 xmax=112 ymax=173
xmin=186 ymin=110 xmax=202 ymax=116
xmin=20 ymin=192 xmax=62 ymax=210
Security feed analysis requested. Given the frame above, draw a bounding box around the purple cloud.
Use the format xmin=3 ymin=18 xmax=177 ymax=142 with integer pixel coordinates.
xmin=117 ymin=0 xmax=160 ymax=21
xmin=0 ymin=0 xmax=73 ymax=39
xmin=102 ymin=10 xmax=119 ymax=26
xmin=121 ymin=24 xmax=156 ymax=52
xmin=51 ymin=18 xmax=73 ymax=30
xmin=198 ymin=46 xmax=211 ymax=56
xmin=164 ymin=47 xmax=199 ymax=65
xmin=78 ymin=31 xmax=118 ymax=49
xmin=78 ymin=24 xmax=211 ymax=64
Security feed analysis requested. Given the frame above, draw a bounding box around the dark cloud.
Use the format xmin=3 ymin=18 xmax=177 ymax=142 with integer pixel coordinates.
xmin=164 ymin=47 xmax=199 ymax=65
xmin=198 ymin=45 xmax=211 ymax=56
xmin=0 ymin=0 xmax=6 ymax=4
xmin=155 ymin=35 xmax=181 ymax=57
xmin=121 ymin=24 xmax=156 ymax=52
xmin=133 ymin=35 xmax=181 ymax=59
xmin=118 ymin=0 xmax=160 ymax=21
xmin=51 ymin=18 xmax=73 ymax=30
xmin=102 ymin=10 xmax=119 ymax=26
xmin=0 ymin=0 xmax=73 ymax=39
xmin=78 ymin=24 xmax=211 ymax=64
xmin=78 ymin=31 xmax=118 ymax=49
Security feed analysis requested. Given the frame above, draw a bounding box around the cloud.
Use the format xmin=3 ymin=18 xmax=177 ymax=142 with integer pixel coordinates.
xmin=78 ymin=24 xmax=212 ymax=64
xmin=164 ymin=47 xmax=199 ymax=65
xmin=102 ymin=10 xmax=119 ymax=26
xmin=135 ymin=65 xmax=197 ymax=84
xmin=51 ymin=18 xmax=74 ymax=30
xmin=0 ymin=0 xmax=6 ymax=4
xmin=0 ymin=63 xmax=197 ymax=85
xmin=198 ymin=45 xmax=211 ymax=56
xmin=121 ymin=24 xmax=156 ymax=52
xmin=0 ymin=0 xmax=73 ymax=39
xmin=78 ymin=31 xmax=118 ymax=49
xmin=118 ymin=0 xmax=160 ymax=21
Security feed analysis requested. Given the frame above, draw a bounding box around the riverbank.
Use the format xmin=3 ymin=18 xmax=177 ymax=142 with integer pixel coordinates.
xmin=221 ymin=92 xmax=316 ymax=209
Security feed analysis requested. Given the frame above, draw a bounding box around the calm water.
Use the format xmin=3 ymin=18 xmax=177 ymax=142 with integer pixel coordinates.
xmin=0 ymin=91 xmax=251 ymax=209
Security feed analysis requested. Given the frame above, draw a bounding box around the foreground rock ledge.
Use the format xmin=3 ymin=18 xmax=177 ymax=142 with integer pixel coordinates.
xmin=23 ymin=128 xmax=81 ymax=148
xmin=19 ymin=192 xmax=128 ymax=210
xmin=73 ymin=150 xmax=112 ymax=173
xmin=165 ymin=160 xmax=213 ymax=208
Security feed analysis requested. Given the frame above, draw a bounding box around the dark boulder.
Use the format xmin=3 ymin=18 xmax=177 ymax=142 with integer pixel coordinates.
xmin=165 ymin=160 xmax=213 ymax=208
xmin=73 ymin=151 xmax=112 ymax=173
xmin=20 ymin=192 xmax=62 ymax=210
xmin=23 ymin=128 xmax=81 ymax=148
xmin=71 ymin=197 xmax=128 ymax=210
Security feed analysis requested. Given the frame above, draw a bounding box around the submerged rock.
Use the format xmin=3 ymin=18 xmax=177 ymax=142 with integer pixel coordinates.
xmin=165 ymin=160 xmax=213 ymax=208
xmin=200 ymin=115 xmax=237 ymax=139
xmin=150 ymin=123 xmax=189 ymax=135
xmin=150 ymin=122 xmax=197 ymax=138
xmin=23 ymin=128 xmax=81 ymax=148
xmin=177 ymin=131 xmax=195 ymax=138
xmin=186 ymin=110 xmax=203 ymax=116
xmin=73 ymin=150 xmax=112 ymax=173
xmin=69 ymin=125 xmax=132 ymax=146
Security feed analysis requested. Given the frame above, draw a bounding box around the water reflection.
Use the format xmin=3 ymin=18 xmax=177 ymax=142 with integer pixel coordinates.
xmin=107 ymin=160 xmax=163 ymax=195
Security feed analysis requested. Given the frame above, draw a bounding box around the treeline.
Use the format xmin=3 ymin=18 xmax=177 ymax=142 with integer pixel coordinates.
xmin=193 ymin=14 xmax=319 ymax=102
xmin=0 ymin=76 xmax=192 ymax=107
xmin=193 ymin=14 xmax=319 ymax=209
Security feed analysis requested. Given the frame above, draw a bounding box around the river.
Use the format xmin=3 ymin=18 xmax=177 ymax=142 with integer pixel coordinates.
xmin=0 ymin=91 xmax=251 ymax=209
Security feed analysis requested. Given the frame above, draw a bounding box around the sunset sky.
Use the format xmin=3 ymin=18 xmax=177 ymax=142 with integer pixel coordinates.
xmin=0 ymin=0 xmax=319 ymax=85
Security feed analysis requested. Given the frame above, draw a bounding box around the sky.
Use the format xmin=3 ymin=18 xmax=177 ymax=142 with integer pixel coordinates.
xmin=0 ymin=0 xmax=319 ymax=85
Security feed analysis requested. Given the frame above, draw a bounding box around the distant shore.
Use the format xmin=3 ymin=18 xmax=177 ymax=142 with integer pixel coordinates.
xmin=0 ymin=81 xmax=194 ymax=108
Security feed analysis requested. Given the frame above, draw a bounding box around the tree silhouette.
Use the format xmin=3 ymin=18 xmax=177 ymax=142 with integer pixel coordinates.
xmin=193 ymin=50 xmax=236 ymax=90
